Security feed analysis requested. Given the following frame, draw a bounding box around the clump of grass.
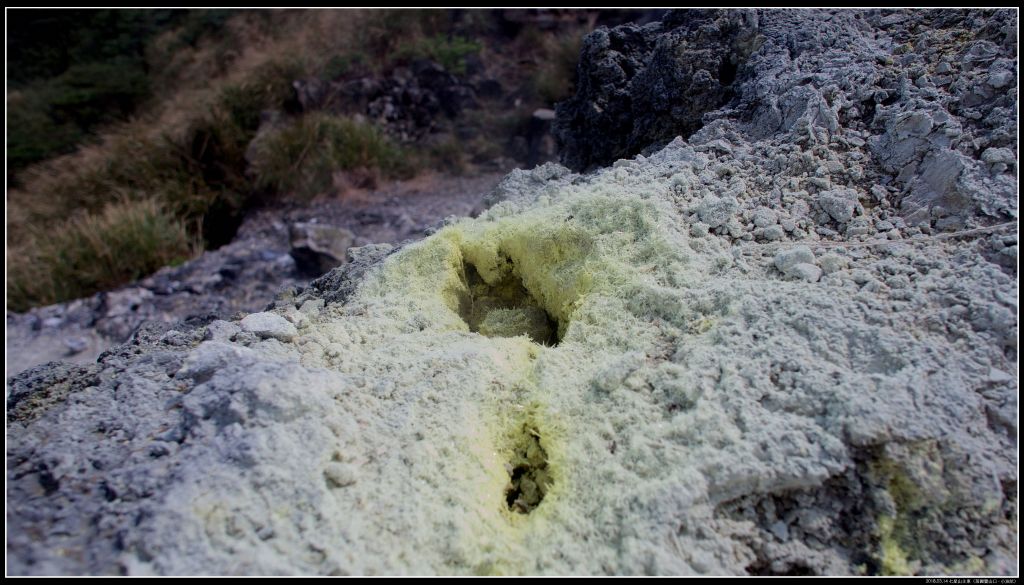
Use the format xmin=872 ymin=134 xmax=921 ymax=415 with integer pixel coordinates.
xmin=7 ymin=198 xmax=199 ymax=311
xmin=320 ymin=52 xmax=369 ymax=80
xmin=424 ymin=135 xmax=471 ymax=175
xmin=531 ymin=29 xmax=586 ymax=104
xmin=219 ymin=59 xmax=305 ymax=132
xmin=353 ymin=9 xmax=454 ymax=71
xmin=13 ymin=121 xmax=237 ymax=237
xmin=249 ymin=112 xmax=412 ymax=200
xmin=11 ymin=57 xmax=305 ymax=242
xmin=395 ymin=34 xmax=482 ymax=74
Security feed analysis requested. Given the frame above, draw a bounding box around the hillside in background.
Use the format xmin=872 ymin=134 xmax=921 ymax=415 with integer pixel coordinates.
xmin=6 ymin=9 xmax=659 ymax=312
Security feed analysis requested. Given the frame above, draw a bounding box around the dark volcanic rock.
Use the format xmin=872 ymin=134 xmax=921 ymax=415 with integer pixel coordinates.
xmin=293 ymin=59 xmax=479 ymax=143
xmin=554 ymin=9 xmax=760 ymax=171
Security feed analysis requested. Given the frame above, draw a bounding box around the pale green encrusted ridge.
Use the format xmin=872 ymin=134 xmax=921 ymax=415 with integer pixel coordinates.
xmin=146 ymin=162 xmax=1015 ymax=574
xmin=298 ymin=185 xmax=703 ymax=572
xmin=121 ymin=147 xmax=1014 ymax=575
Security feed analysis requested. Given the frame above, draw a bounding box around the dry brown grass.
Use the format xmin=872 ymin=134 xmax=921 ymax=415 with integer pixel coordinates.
xmin=7 ymin=198 xmax=200 ymax=311
xmin=7 ymin=11 xmax=376 ymax=307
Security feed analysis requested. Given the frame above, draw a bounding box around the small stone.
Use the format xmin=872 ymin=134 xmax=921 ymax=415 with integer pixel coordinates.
xmin=290 ymin=223 xmax=356 ymax=278
xmin=240 ymin=312 xmax=298 ymax=342
xmin=726 ymin=218 xmax=746 ymax=238
xmin=774 ymin=246 xmax=816 ymax=274
xmin=761 ymin=225 xmax=785 ymax=241
xmin=300 ymin=299 xmax=325 ymax=316
xmin=845 ymin=219 xmax=873 ymax=236
xmin=281 ymin=306 xmax=309 ymax=329
xmin=818 ymin=253 xmax=849 ymax=274
xmin=988 ymin=70 xmax=1012 ymax=89
xmin=63 ymin=337 xmax=88 ymax=355
xmin=980 ymin=148 xmax=1016 ymax=166
xmin=988 ymin=368 xmax=1013 ymax=383
xmin=818 ymin=192 xmax=858 ymax=223
xmin=205 ymin=320 xmax=241 ymax=342
xmin=895 ymin=111 xmax=934 ymax=137
xmin=790 ymin=263 xmax=822 ymax=283
xmin=850 ymin=269 xmax=873 ymax=285
xmin=324 ymin=462 xmax=358 ymax=488
xmin=807 ymin=177 xmax=831 ymax=190
xmin=769 ymin=521 xmax=789 ymax=541
xmin=870 ymin=184 xmax=889 ymax=203
xmin=176 ymin=341 xmax=254 ymax=382
xmin=696 ymin=195 xmax=738 ymax=228
xmin=532 ymin=108 xmax=556 ymax=121
xmin=752 ymin=208 xmax=778 ymax=228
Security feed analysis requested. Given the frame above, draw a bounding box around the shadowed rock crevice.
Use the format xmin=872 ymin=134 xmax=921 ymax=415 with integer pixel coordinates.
xmin=456 ymin=258 xmax=561 ymax=346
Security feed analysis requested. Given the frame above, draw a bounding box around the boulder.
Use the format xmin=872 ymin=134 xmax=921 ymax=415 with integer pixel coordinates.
xmin=289 ymin=222 xmax=356 ymax=277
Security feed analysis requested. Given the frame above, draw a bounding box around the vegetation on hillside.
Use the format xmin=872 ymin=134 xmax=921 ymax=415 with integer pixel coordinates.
xmin=6 ymin=9 xmax=597 ymax=311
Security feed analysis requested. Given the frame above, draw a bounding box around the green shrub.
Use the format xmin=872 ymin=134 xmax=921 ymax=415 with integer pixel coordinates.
xmin=173 ymin=9 xmax=236 ymax=48
xmin=7 ymin=198 xmax=198 ymax=311
xmin=219 ymin=59 xmax=305 ymax=133
xmin=6 ymin=91 xmax=86 ymax=171
xmin=5 ymin=9 xmax=223 ymax=172
xmin=7 ymin=9 xmax=182 ymax=86
xmin=7 ymin=58 xmax=151 ymax=171
xmin=395 ymin=34 xmax=482 ymax=74
xmin=249 ymin=113 xmax=411 ymax=200
xmin=531 ymin=31 xmax=585 ymax=104
xmin=321 ymin=53 xmax=369 ymax=80
xmin=354 ymin=9 xmax=454 ymax=70
xmin=16 ymin=113 xmax=251 ymax=247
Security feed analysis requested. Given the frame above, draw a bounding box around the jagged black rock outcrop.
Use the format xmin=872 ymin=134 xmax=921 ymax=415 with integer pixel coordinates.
xmin=554 ymin=9 xmax=760 ymax=171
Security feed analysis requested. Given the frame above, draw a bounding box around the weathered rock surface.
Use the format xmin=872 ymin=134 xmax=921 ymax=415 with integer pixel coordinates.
xmin=557 ymin=8 xmax=1018 ymax=234
xmin=294 ymin=59 xmax=479 ymax=144
xmin=6 ymin=9 xmax=1018 ymax=577
xmin=555 ymin=9 xmax=761 ymax=172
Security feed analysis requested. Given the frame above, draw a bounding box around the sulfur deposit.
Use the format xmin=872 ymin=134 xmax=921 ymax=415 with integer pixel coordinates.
xmin=6 ymin=9 xmax=1018 ymax=576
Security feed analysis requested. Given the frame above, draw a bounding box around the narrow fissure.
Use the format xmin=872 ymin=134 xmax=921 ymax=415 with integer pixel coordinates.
xmin=504 ymin=422 xmax=551 ymax=514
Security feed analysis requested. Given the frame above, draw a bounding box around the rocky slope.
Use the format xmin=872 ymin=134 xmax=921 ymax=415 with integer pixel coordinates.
xmin=5 ymin=173 xmax=501 ymax=378
xmin=6 ymin=9 xmax=1018 ymax=576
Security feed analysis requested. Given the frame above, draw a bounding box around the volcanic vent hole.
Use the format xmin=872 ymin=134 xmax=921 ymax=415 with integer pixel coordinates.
xmin=718 ymin=56 xmax=738 ymax=87
xmin=504 ymin=423 xmax=551 ymax=514
xmin=456 ymin=258 xmax=561 ymax=346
